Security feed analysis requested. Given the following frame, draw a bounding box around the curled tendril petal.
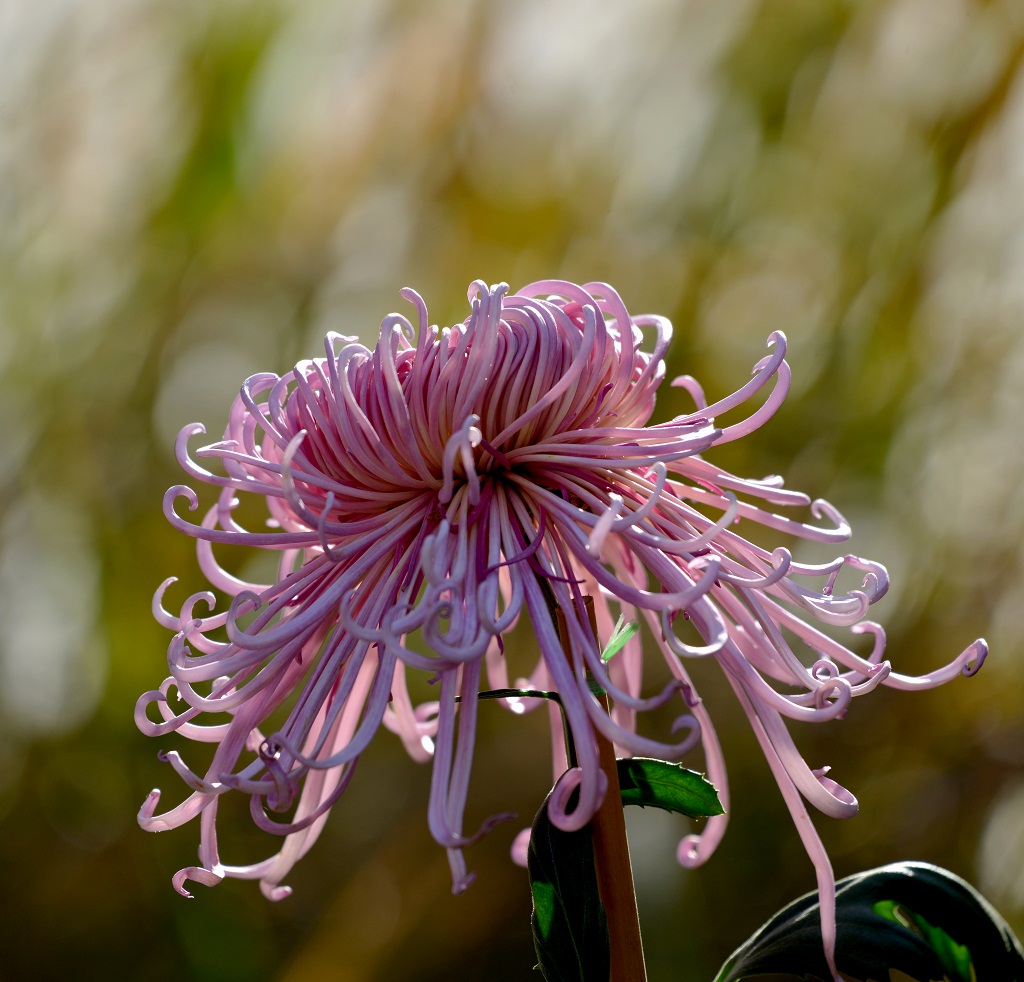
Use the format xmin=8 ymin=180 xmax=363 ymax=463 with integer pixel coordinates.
xmin=439 ymin=415 xmax=483 ymax=506
xmin=509 ymin=827 xmax=532 ymax=868
xmin=811 ymin=498 xmax=853 ymax=541
xmin=879 ymin=636 xmax=989 ymax=690
xmin=673 ymin=698 xmax=730 ymax=869
xmin=585 ymin=652 xmax=686 ymax=715
xmin=139 ymin=279 xmax=984 ymax=982
xmin=157 ymin=750 xmax=223 ymax=794
xmin=138 ymin=787 xmax=213 ymax=832
xmin=261 ymin=881 xmax=293 ymax=901
xmin=714 ymin=344 xmax=793 ymax=446
xmin=812 ymin=659 xmax=839 ymax=682
xmin=316 ymin=491 xmax=341 ymax=562
xmin=621 ymin=489 xmax=741 ymax=559
xmin=671 ymin=373 xmax=707 ymax=411
xmin=175 ymin=423 xmax=212 ymax=481
xmin=135 ymin=681 xmax=207 ymax=738
xmin=587 ymin=494 xmax=623 ymax=558
xmin=381 ymin=661 xmax=440 ymax=762
xmin=247 ymin=760 xmax=360 ymax=836
xmin=687 ymin=330 xmax=786 ymax=433
xmin=255 ymin=744 xmax=297 ymax=813
xmin=176 ymin=587 xmax=220 ymax=627
xmin=812 ymin=676 xmax=852 ymax=715
xmin=610 ymin=461 xmax=669 ymax=533
xmin=960 ymin=638 xmax=988 ymax=676
xmin=546 ymin=766 xmax=610 ymax=833
xmin=152 ymin=577 xmax=185 ymax=630
xmin=173 ymin=864 xmax=225 ymax=898
xmin=578 ymin=684 xmax=701 ymax=759
xmin=718 ymin=546 xmax=793 ymax=589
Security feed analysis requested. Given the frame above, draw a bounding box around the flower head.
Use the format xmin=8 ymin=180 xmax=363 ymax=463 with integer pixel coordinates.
xmin=138 ymin=279 xmax=983 ymax=971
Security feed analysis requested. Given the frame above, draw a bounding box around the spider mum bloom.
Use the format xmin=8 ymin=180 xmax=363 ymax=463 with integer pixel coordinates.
xmin=138 ymin=279 xmax=983 ymax=974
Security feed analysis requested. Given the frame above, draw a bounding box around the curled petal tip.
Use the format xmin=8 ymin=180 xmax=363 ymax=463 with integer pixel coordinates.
xmin=510 ymin=828 xmax=531 ymax=868
xmin=961 ymin=638 xmax=988 ymax=677
xmin=670 ymin=712 xmax=701 ymax=745
xmin=172 ymin=865 xmax=223 ymax=898
xmin=177 ymin=421 xmax=207 ymax=442
xmin=676 ymin=834 xmax=705 ymax=869
xmin=680 ymin=684 xmax=702 ymax=708
xmin=868 ymin=660 xmax=892 ymax=684
xmin=138 ymin=789 xmax=162 ymax=823
xmin=814 ymin=771 xmax=859 ymax=819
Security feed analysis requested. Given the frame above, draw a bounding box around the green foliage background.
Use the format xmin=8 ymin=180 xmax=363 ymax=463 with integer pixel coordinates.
xmin=2 ymin=1 xmax=1023 ymax=979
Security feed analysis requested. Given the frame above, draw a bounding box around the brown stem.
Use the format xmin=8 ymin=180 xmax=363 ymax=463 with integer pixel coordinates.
xmin=557 ymin=599 xmax=647 ymax=982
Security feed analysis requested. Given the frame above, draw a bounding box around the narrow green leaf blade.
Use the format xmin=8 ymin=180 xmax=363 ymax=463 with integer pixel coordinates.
xmin=528 ymin=787 xmax=610 ymax=981
xmin=617 ymin=757 xmax=724 ymax=819
xmin=601 ymin=615 xmax=639 ymax=663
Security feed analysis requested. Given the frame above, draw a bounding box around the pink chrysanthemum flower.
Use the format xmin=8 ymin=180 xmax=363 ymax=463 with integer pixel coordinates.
xmin=138 ymin=280 xmax=983 ymax=973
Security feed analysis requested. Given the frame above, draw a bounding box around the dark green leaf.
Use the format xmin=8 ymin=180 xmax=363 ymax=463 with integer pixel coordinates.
xmin=714 ymin=861 xmax=1024 ymax=982
xmin=873 ymin=900 xmax=974 ymax=981
xmin=617 ymin=757 xmax=724 ymax=819
xmin=528 ymin=787 xmax=610 ymax=981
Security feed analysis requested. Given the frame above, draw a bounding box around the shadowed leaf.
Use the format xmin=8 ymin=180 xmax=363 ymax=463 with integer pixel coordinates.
xmin=528 ymin=789 xmax=609 ymax=982
xmin=714 ymin=861 xmax=1024 ymax=981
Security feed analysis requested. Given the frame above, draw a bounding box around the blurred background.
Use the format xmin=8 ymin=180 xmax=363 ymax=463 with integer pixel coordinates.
xmin=2 ymin=0 xmax=1023 ymax=978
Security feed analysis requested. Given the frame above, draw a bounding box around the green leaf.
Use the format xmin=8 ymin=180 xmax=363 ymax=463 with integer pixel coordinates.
xmin=617 ymin=757 xmax=725 ymax=819
xmin=714 ymin=861 xmax=1024 ymax=982
xmin=873 ymin=900 xmax=974 ymax=982
xmin=528 ymin=787 xmax=610 ymax=981
xmin=601 ymin=615 xmax=639 ymax=663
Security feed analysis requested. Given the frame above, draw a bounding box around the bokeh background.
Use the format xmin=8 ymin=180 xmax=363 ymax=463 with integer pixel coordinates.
xmin=2 ymin=0 xmax=1024 ymax=979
